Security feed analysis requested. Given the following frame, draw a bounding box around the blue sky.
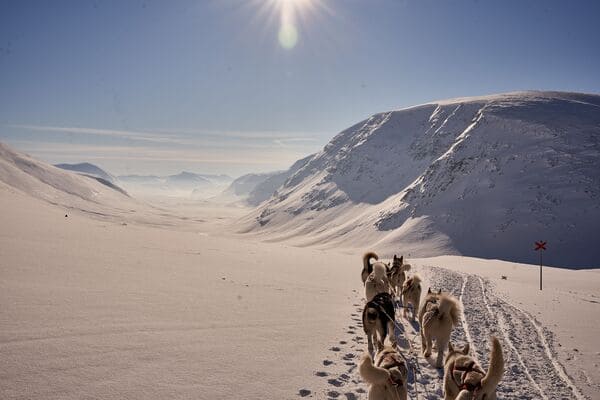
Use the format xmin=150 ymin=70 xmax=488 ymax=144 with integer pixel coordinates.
xmin=1 ymin=0 xmax=599 ymax=177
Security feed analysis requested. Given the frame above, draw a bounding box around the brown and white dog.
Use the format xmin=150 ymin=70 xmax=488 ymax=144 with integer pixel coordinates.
xmin=387 ymin=255 xmax=411 ymax=298
xmin=362 ymin=251 xmax=379 ymax=284
xmin=362 ymin=292 xmax=397 ymax=355
xmin=419 ymin=290 xmax=461 ymax=368
xmin=360 ymin=345 xmax=409 ymax=400
xmin=401 ymin=274 xmax=422 ymax=321
xmin=443 ymin=337 xmax=504 ymax=400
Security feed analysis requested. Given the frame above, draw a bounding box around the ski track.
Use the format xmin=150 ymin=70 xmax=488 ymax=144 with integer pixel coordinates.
xmin=296 ymin=266 xmax=589 ymax=399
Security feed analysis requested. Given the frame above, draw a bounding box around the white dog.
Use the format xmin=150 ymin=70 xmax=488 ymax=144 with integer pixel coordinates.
xmin=365 ymin=262 xmax=392 ymax=302
xmin=443 ymin=337 xmax=504 ymax=400
xmin=359 ymin=345 xmax=409 ymax=400
xmin=419 ymin=290 xmax=461 ymax=368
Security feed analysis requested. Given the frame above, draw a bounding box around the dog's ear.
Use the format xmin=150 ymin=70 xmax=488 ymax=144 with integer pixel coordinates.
xmin=393 ymin=254 xmax=398 ymax=260
xmin=462 ymin=343 xmax=470 ymax=355
xmin=428 ymin=288 xmax=432 ymax=294
xmin=438 ymin=289 xmax=442 ymax=295
xmin=448 ymin=342 xmax=455 ymax=352
xmin=399 ymin=255 xmax=403 ymax=264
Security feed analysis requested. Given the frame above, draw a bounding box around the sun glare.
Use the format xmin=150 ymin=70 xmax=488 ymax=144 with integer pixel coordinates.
xmin=272 ymin=0 xmax=317 ymax=50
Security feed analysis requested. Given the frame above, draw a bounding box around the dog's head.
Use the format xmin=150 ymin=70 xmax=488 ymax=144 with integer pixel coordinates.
xmin=424 ymin=287 xmax=442 ymax=302
xmin=372 ymin=262 xmax=387 ymax=279
xmin=445 ymin=341 xmax=470 ymax=365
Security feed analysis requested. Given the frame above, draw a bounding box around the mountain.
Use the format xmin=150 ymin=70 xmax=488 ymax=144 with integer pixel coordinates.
xmin=117 ymin=172 xmax=233 ymax=198
xmin=55 ymin=162 xmax=116 ymax=183
xmin=165 ymin=171 xmax=213 ymax=188
xmin=225 ymin=173 xmax=280 ymax=197
xmin=225 ymin=154 xmax=315 ymax=206
xmin=0 ymin=142 xmax=133 ymax=210
xmin=239 ymin=91 xmax=600 ymax=268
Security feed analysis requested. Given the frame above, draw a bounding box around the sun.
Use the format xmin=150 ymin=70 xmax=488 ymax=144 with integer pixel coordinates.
xmin=270 ymin=0 xmax=322 ymax=49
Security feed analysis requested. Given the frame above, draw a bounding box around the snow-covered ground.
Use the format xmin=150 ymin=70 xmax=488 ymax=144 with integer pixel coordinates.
xmin=1 ymin=183 xmax=598 ymax=399
xmin=1 ymin=90 xmax=599 ymax=400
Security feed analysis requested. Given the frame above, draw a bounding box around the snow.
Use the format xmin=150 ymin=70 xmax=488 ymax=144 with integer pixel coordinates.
xmin=1 ymin=90 xmax=599 ymax=399
xmin=240 ymin=91 xmax=600 ymax=268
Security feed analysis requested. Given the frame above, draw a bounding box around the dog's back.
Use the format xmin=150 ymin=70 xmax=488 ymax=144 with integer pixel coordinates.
xmin=365 ymin=262 xmax=391 ymax=301
xmin=444 ymin=337 xmax=504 ymax=400
xmin=362 ymin=292 xmax=394 ymax=334
xmin=422 ymin=293 xmax=460 ymax=334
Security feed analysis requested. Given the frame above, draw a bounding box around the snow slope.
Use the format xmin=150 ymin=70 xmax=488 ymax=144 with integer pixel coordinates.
xmin=240 ymin=91 xmax=600 ymax=268
xmin=55 ymin=162 xmax=116 ymax=183
xmin=1 ymin=143 xmax=598 ymax=399
xmin=222 ymin=154 xmax=314 ymax=206
xmin=0 ymin=142 xmax=138 ymax=214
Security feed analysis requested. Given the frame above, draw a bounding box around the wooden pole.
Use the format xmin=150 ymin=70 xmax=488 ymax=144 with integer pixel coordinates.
xmin=539 ymin=250 xmax=543 ymax=291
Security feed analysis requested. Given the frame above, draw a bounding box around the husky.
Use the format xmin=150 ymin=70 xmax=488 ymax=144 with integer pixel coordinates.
xmin=419 ymin=290 xmax=461 ymax=368
xmin=362 ymin=251 xmax=379 ymax=284
xmin=359 ymin=345 xmax=409 ymax=400
xmin=365 ymin=262 xmax=392 ymax=302
xmin=362 ymin=292 xmax=397 ymax=355
xmin=387 ymin=255 xmax=411 ymax=298
xmin=401 ymin=274 xmax=422 ymax=321
xmin=443 ymin=337 xmax=504 ymax=400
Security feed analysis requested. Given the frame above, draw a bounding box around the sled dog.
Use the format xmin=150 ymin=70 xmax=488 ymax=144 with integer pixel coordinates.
xmin=365 ymin=261 xmax=392 ymax=302
xmin=419 ymin=290 xmax=461 ymax=368
xmin=401 ymin=274 xmax=422 ymax=321
xmin=443 ymin=336 xmax=504 ymax=400
xmin=387 ymin=254 xmax=411 ymax=297
xmin=362 ymin=292 xmax=397 ymax=355
xmin=362 ymin=251 xmax=379 ymax=284
xmin=360 ymin=345 xmax=408 ymax=400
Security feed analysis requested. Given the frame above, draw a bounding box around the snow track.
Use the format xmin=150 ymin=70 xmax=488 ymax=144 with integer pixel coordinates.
xmin=298 ymin=265 xmax=590 ymax=399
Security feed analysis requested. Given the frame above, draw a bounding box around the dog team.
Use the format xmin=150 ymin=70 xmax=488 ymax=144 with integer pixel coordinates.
xmin=358 ymin=251 xmax=504 ymax=400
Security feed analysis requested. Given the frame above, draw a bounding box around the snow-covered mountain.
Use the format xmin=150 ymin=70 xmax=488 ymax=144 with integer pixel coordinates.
xmin=117 ymin=172 xmax=233 ymax=198
xmin=240 ymin=91 xmax=600 ymax=268
xmin=0 ymin=141 xmax=133 ymax=210
xmin=55 ymin=162 xmax=116 ymax=183
xmin=224 ymin=154 xmax=314 ymax=206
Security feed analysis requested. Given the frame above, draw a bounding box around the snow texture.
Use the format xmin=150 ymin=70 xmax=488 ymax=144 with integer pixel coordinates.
xmin=241 ymin=91 xmax=600 ymax=268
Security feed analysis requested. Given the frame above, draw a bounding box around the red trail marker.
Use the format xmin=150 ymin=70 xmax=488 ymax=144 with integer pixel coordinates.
xmin=534 ymin=241 xmax=547 ymax=290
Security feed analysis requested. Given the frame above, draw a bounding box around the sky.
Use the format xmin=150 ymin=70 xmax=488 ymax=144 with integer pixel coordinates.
xmin=1 ymin=0 xmax=599 ymax=177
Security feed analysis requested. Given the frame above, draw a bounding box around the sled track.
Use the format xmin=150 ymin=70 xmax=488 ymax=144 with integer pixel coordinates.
xmin=297 ymin=266 xmax=588 ymax=399
xmin=499 ymin=281 xmax=586 ymax=400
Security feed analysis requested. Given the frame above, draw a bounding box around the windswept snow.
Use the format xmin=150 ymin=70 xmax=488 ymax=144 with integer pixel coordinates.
xmin=241 ymin=91 xmax=600 ymax=268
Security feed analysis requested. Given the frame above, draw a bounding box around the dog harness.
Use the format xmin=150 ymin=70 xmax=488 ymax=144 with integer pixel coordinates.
xmin=450 ymin=359 xmax=486 ymax=398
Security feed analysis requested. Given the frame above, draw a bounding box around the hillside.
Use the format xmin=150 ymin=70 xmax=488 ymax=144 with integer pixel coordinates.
xmin=0 ymin=142 xmax=136 ymax=214
xmin=240 ymin=91 xmax=600 ymax=268
xmin=55 ymin=162 xmax=116 ymax=183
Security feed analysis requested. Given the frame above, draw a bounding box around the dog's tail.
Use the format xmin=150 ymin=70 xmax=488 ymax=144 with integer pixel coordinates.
xmin=359 ymin=354 xmax=390 ymax=385
xmin=438 ymin=294 xmax=461 ymax=326
xmin=363 ymin=252 xmax=378 ymax=272
xmin=409 ymin=273 xmax=422 ymax=287
xmin=481 ymin=336 xmax=504 ymax=394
